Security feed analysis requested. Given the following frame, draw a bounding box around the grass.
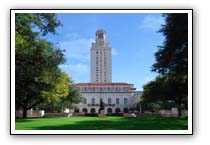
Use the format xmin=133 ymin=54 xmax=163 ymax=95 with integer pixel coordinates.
xmin=15 ymin=116 xmax=188 ymax=130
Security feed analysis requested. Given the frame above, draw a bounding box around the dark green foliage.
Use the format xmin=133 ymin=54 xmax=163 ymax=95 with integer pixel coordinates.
xmin=15 ymin=13 xmax=62 ymax=37
xmin=15 ymin=13 xmax=64 ymax=118
xmin=64 ymin=83 xmax=83 ymax=107
xmin=142 ymin=13 xmax=188 ymax=117
xmin=152 ymin=13 xmax=188 ymax=75
xmin=106 ymin=113 xmax=123 ymax=117
xmin=140 ymin=100 xmax=177 ymax=112
xmin=85 ymin=113 xmax=99 ymax=117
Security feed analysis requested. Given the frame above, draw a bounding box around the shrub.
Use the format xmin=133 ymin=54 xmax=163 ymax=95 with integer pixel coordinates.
xmin=85 ymin=113 xmax=98 ymax=117
xmin=107 ymin=113 xmax=123 ymax=117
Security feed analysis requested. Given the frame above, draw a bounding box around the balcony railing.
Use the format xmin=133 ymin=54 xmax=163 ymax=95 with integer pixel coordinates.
xmin=87 ymin=104 xmax=115 ymax=107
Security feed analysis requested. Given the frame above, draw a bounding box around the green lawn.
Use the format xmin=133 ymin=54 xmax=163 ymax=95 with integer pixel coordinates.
xmin=16 ymin=116 xmax=188 ymax=130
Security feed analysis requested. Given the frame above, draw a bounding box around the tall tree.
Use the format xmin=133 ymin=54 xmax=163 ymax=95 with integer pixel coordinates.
xmin=15 ymin=13 xmax=64 ymax=118
xmin=38 ymin=73 xmax=82 ymax=114
xmin=61 ymin=82 xmax=82 ymax=114
xmin=152 ymin=13 xmax=188 ymax=75
xmin=142 ymin=13 xmax=188 ymax=117
xmin=41 ymin=72 xmax=70 ymax=104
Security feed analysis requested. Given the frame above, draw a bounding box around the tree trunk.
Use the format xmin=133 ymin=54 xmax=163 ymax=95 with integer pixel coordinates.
xmin=178 ymin=106 xmax=182 ymax=117
xmin=22 ymin=107 xmax=27 ymax=118
xmin=177 ymin=99 xmax=182 ymax=117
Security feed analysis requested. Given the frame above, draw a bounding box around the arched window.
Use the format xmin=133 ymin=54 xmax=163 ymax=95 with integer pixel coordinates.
xmin=90 ymin=108 xmax=96 ymax=113
xmin=107 ymin=108 xmax=112 ymax=113
xmin=115 ymin=108 xmax=121 ymax=113
xmin=123 ymin=108 xmax=129 ymax=113
xmin=82 ymin=108 xmax=88 ymax=113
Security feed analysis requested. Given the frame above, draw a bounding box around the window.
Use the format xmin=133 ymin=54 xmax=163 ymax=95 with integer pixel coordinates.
xmin=91 ymin=98 xmax=95 ymax=104
xmin=98 ymin=33 xmax=103 ymax=39
xmin=100 ymin=98 xmax=103 ymax=104
xmin=83 ymin=98 xmax=87 ymax=104
xmin=124 ymin=98 xmax=128 ymax=105
xmin=108 ymin=98 xmax=111 ymax=105
xmin=116 ymin=98 xmax=119 ymax=104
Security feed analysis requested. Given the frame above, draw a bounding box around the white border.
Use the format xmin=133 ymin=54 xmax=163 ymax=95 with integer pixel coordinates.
xmin=11 ymin=9 xmax=193 ymax=135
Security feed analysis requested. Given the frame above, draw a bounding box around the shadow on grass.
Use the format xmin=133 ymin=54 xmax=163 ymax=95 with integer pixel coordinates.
xmin=31 ymin=117 xmax=188 ymax=130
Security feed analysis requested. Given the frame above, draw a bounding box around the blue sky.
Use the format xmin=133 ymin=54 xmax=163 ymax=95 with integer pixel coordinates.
xmin=45 ymin=13 xmax=165 ymax=91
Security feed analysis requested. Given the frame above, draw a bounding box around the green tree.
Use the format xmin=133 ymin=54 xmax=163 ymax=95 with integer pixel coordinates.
xmin=61 ymin=82 xmax=82 ymax=113
xmin=41 ymin=72 xmax=70 ymax=104
xmin=152 ymin=13 xmax=188 ymax=75
xmin=38 ymin=74 xmax=82 ymax=114
xmin=142 ymin=75 xmax=187 ymax=114
xmin=142 ymin=13 xmax=188 ymax=117
xmin=15 ymin=13 xmax=64 ymax=118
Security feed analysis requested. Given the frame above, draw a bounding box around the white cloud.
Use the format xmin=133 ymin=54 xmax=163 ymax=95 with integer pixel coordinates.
xmin=112 ymin=48 xmax=119 ymax=56
xmin=59 ymin=63 xmax=89 ymax=79
xmin=138 ymin=15 xmax=165 ymax=31
xmin=60 ymin=34 xmax=94 ymax=62
xmin=61 ymin=63 xmax=88 ymax=73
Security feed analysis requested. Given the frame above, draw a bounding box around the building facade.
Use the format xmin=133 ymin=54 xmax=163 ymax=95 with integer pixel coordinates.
xmin=75 ymin=82 xmax=141 ymax=114
xmin=91 ymin=30 xmax=112 ymax=82
xmin=75 ymin=30 xmax=141 ymax=114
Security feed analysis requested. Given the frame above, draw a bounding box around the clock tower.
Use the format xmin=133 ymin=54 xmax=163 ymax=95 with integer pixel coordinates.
xmin=91 ymin=30 xmax=112 ymax=82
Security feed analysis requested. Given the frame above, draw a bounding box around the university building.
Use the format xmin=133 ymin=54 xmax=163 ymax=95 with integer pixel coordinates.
xmin=75 ymin=30 xmax=142 ymax=114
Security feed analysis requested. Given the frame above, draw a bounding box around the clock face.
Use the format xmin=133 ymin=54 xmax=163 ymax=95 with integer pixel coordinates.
xmin=98 ymin=33 xmax=103 ymax=39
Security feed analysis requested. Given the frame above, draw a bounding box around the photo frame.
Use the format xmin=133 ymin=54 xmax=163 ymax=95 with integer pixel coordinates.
xmin=11 ymin=9 xmax=193 ymax=135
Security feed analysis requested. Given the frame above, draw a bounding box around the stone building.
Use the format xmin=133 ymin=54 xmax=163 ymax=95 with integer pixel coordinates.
xmin=75 ymin=82 xmax=142 ymax=114
xmin=75 ymin=30 xmax=142 ymax=114
xmin=91 ymin=30 xmax=112 ymax=82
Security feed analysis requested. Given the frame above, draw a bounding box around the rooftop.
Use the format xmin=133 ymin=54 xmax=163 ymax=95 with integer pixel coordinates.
xmin=75 ymin=82 xmax=133 ymax=86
